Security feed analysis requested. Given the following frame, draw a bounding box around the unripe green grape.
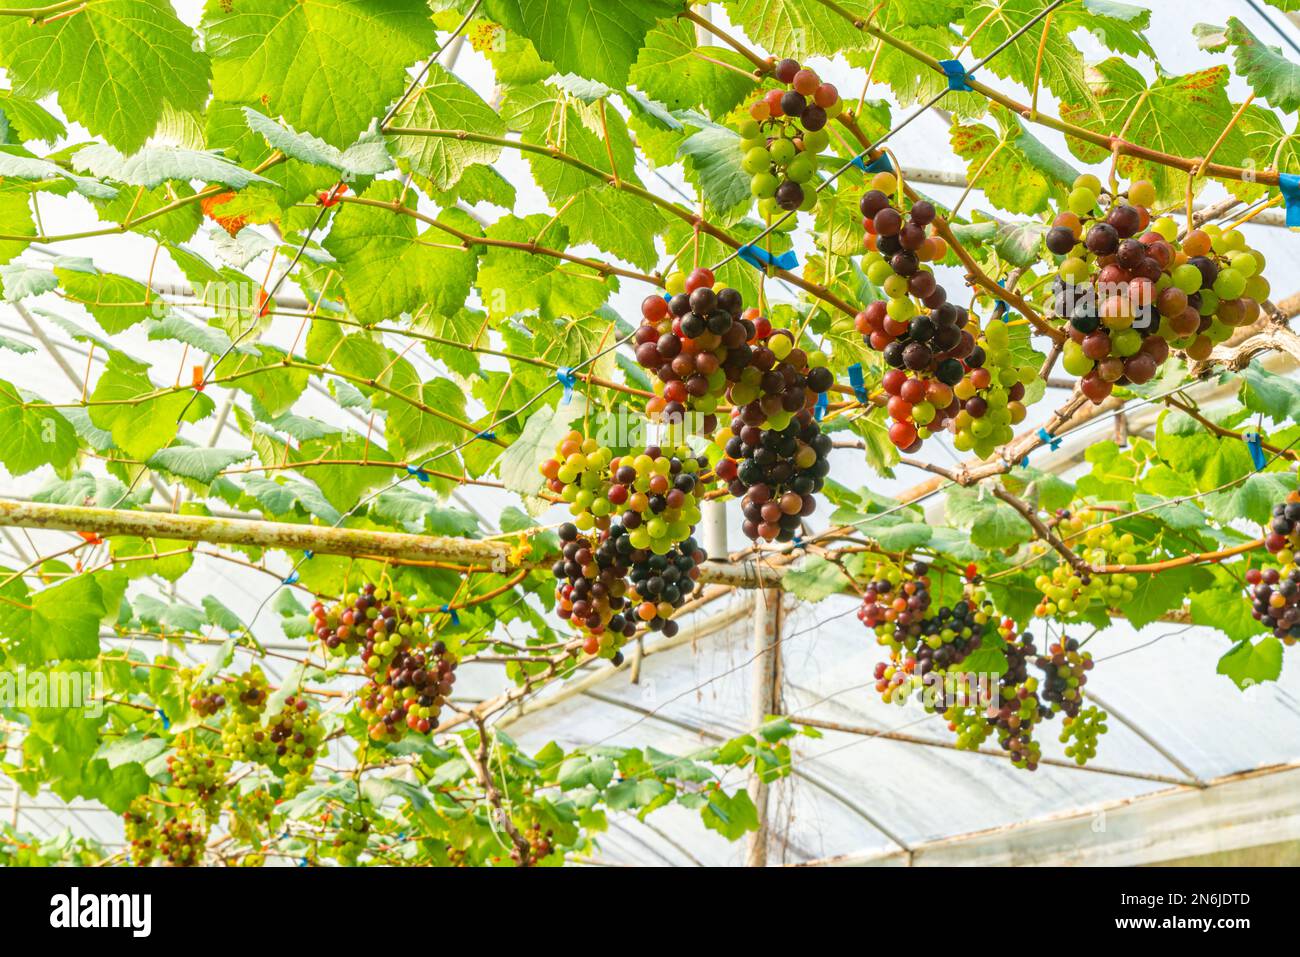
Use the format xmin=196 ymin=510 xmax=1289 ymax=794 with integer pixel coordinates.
xmin=750 ymin=172 xmax=779 ymax=198
xmin=769 ymin=138 xmax=796 ymax=165
xmin=1067 ymin=187 xmax=1098 ymax=216
xmin=1172 ymin=263 xmax=1203 ymax=293
xmin=1212 ymin=267 xmax=1246 ymax=300
xmin=742 ymin=147 xmax=771 ymax=175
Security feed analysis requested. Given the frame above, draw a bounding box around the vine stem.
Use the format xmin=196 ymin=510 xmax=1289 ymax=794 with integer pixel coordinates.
xmin=812 ymin=0 xmax=1283 ymax=188
xmin=383 ymin=128 xmax=858 ymax=317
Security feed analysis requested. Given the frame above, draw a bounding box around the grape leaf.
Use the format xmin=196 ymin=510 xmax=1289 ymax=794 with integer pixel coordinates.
xmin=483 ymin=0 xmax=680 ymax=88
xmin=1197 ymin=18 xmax=1300 ymax=115
xmin=203 ymin=0 xmax=436 ymax=148
xmin=390 ymin=64 xmax=505 ymax=190
xmin=0 ymin=0 xmax=209 ymax=153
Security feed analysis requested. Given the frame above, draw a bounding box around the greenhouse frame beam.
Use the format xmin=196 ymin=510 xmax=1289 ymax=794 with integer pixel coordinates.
xmin=785 ymin=763 xmax=1300 ymax=867
xmin=785 ymin=715 xmax=1199 ymax=788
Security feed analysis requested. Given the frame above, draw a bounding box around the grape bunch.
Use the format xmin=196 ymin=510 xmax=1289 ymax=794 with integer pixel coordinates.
xmin=166 ymin=740 xmax=230 ymax=813
xmin=187 ymin=682 xmax=226 ymax=718
xmin=158 ymin=816 xmax=207 ymax=867
xmin=218 ymin=668 xmax=323 ymax=780
xmin=986 ymin=632 xmax=1045 ymax=770
xmin=609 ymin=445 xmax=708 ymax=553
xmin=123 ymin=797 xmax=158 ymax=866
xmin=1245 ymin=566 xmax=1300 ymax=646
xmin=511 ymin=821 xmax=556 ymax=866
xmin=716 ymin=409 xmax=831 ymax=541
xmin=636 ymin=269 xmax=755 ymax=433
xmin=1034 ymin=510 xmax=1138 ymax=620
xmin=724 ymin=327 xmax=835 ymax=433
xmin=310 ymin=583 xmax=430 ymax=669
xmin=262 ymin=695 xmax=326 ymax=776
xmin=626 ymin=535 xmax=706 ymax=639
xmin=1051 ymin=177 xmax=1175 ymax=400
xmin=738 ymin=57 xmax=841 ymax=216
xmin=860 ymin=564 xmax=994 ymax=703
xmin=219 ymin=668 xmax=275 ymax=764
xmin=359 ymin=644 xmax=458 ymax=741
xmin=1263 ymin=489 xmax=1300 ymax=562
xmin=1060 ymin=704 xmax=1108 ymax=766
xmin=538 ymin=430 xmax=615 ymax=532
xmin=554 ymin=521 xmax=635 ymax=657
xmin=858 ymin=179 xmax=989 ymax=452
xmin=325 ymin=806 xmax=371 ymax=866
xmin=949 ymin=320 xmax=1035 ymax=458
xmin=1034 ymin=636 xmax=1094 ymax=719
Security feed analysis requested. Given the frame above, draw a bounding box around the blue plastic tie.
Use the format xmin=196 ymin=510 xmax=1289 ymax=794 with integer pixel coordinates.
xmin=406 ymin=464 xmax=431 ymax=482
xmin=995 ymin=278 xmax=1009 ymax=318
xmin=662 ymin=293 xmax=673 ymax=302
xmin=156 ymin=707 xmax=170 ymax=730
xmin=814 ymin=390 xmax=829 ymax=420
xmin=440 ymin=603 xmax=461 ymax=626
xmin=864 ymin=153 xmax=893 ymax=175
xmin=1037 ymin=428 xmax=1061 ymax=451
xmin=736 ymin=245 xmax=798 ymax=273
xmin=847 ymin=363 xmax=869 ymax=403
xmin=303 ymin=550 xmax=314 ymax=560
xmin=297 ymin=857 xmax=309 ymax=868
xmin=938 ymin=59 xmax=975 ymax=92
xmin=283 ymin=569 xmax=300 ymax=586
xmin=476 ymin=430 xmax=496 ymax=441
xmin=556 ymin=367 xmax=577 ymax=404
xmin=1279 ymin=173 xmax=1300 ymax=228
xmin=1020 ymin=455 xmax=1030 ymax=468
xmin=793 ymin=535 xmax=804 ymax=548
xmin=1245 ymin=431 xmax=1267 ymax=471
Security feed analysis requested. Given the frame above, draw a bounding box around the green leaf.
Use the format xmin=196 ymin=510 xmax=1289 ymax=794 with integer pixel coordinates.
xmin=0 ymin=380 xmax=79 ymax=476
xmin=323 ymin=180 xmax=478 ymax=324
xmin=1061 ymin=61 xmax=1245 ymax=205
xmin=949 ymin=106 xmax=1077 ymax=215
xmin=945 ymin=486 xmax=1033 ymax=550
xmin=0 ymin=262 xmax=58 ymax=301
xmin=243 ymin=107 xmax=394 ymax=177
xmin=1199 ymin=18 xmax=1300 ymax=115
xmin=54 ymin=265 xmax=154 ymax=334
xmin=1205 ymin=470 xmax=1295 ymax=525
xmin=476 ymin=214 xmax=615 ymax=321
xmin=1124 ymin=566 xmax=1209 ymax=630
xmin=484 ymin=0 xmax=679 ymax=88
xmin=390 ymin=64 xmax=505 ymax=190
xmin=496 ymin=394 xmax=587 ymax=499
xmin=0 ymin=89 xmax=66 ymax=144
xmin=700 ymin=787 xmax=760 ymax=840
xmin=0 ymin=192 xmax=34 ymax=265
xmin=0 ymin=151 xmax=118 ymax=200
xmin=1190 ymin=586 xmax=1267 ymax=643
xmin=782 ymin=556 xmax=851 ymax=602
xmin=203 ymin=0 xmax=436 ymax=148
xmin=0 ymin=0 xmax=209 ymax=153
xmin=1239 ymin=362 xmax=1300 ymax=424
xmin=94 ymin=733 xmax=168 ymax=770
xmin=719 ymin=0 xmax=874 ymax=58
xmin=1217 ymin=636 xmax=1283 ymax=690
xmin=630 ymin=18 xmax=757 ymax=118
xmin=678 ymin=123 xmax=751 ymax=222
xmin=88 ymin=354 xmax=211 ymax=461
xmin=72 ymin=144 xmax=274 ymax=190
xmin=147 ymin=446 xmax=254 ymax=484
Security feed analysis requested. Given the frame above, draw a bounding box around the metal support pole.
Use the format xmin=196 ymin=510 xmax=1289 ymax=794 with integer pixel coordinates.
xmin=745 ymin=588 xmax=783 ymax=867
